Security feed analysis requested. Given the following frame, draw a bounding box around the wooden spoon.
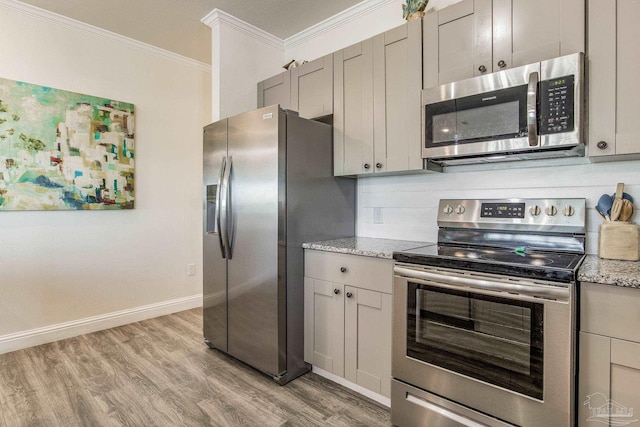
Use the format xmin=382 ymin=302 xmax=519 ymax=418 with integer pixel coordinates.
xmin=619 ymin=199 xmax=634 ymax=222
xmin=610 ymin=183 xmax=624 ymax=221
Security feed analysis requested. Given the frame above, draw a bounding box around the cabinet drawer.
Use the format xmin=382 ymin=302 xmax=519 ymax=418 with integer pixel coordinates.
xmin=580 ymin=282 xmax=640 ymax=342
xmin=304 ymin=250 xmax=393 ymax=294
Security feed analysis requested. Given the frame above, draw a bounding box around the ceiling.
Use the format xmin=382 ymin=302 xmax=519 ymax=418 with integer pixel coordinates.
xmin=18 ymin=0 xmax=365 ymax=64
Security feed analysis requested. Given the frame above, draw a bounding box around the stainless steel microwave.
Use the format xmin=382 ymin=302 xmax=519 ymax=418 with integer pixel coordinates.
xmin=422 ymin=53 xmax=584 ymax=166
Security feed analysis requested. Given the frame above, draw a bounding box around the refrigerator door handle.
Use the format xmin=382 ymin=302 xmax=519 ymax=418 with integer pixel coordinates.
xmin=221 ymin=155 xmax=232 ymax=259
xmin=225 ymin=156 xmax=234 ymax=259
xmin=216 ymin=157 xmax=227 ymax=258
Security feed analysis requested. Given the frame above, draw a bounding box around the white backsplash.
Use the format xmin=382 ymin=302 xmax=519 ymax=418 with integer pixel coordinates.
xmin=357 ymin=159 xmax=640 ymax=254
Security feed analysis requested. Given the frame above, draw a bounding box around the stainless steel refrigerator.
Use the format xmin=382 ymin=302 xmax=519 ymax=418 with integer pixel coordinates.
xmin=203 ymin=105 xmax=356 ymax=384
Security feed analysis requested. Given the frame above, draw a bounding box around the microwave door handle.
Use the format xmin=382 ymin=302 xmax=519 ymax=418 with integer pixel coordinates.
xmin=527 ymin=71 xmax=539 ymax=147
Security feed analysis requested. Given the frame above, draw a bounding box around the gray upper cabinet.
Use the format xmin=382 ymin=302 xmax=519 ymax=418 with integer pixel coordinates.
xmin=257 ymin=71 xmax=291 ymax=110
xmin=291 ymin=55 xmax=333 ymax=119
xmin=373 ymin=19 xmax=423 ymax=174
xmin=334 ymin=21 xmax=422 ymax=177
xmin=588 ymin=0 xmax=640 ymax=159
xmin=423 ymin=0 xmax=585 ymax=88
xmin=333 ymin=39 xmax=375 ymax=176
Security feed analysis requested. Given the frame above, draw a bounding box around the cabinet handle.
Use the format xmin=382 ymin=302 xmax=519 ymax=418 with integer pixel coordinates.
xmin=597 ymin=141 xmax=608 ymax=150
xmin=375 ymin=163 xmax=382 ymax=169
xmin=478 ymin=65 xmax=487 ymax=73
xmin=346 ymin=292 xmax=353 ymax=298
xmin=333 ymin=288 xmax=340 ymax=295
xmin=497 ymin=60 xmax=507 ymax=68
xmin=363 ymin=163 xmax=370 ymax=170
xmin=340 ymin=267 xmax=347 ymax=273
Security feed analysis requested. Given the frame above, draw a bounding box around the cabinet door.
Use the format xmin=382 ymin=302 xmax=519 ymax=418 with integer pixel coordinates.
xmin=304 ymin=278 xmax=344 ymax=376
xmin=423 ymin=0 xmax=492 ymax=88
xmin=589 ymin=0 xmax=640 ymax=158
xmin=373 ymin=20 xmax=423 ymax=173
xmin=578 ymin=332 xmax=611 ymax=427
xmin=344 ymin=286 xmax=392 ymax=398
xmin=507 ymin=0 xmax=584 ymax=68
xmin=333 ymin=40 xmax=374 ymax=176
xmin=291 ymin=55 xmax=333 ymax=119
xmin=610 ymin=339 xmax=640 ymax=425
xmin=257 ymin=71 xmax=291 ymax=110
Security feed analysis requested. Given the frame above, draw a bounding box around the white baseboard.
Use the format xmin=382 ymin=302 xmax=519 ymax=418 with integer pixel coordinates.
xmin=0 ymin=294 xmax=203 ymax=355
xmin=312 ymin=366 xmax=391 ymax=408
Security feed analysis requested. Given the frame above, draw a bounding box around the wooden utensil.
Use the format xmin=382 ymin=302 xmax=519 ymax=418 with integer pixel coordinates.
xmin=619 ymin=199 xmax=634 ymax=222
xmin=610 ymin=183 xmax=624 ymax=221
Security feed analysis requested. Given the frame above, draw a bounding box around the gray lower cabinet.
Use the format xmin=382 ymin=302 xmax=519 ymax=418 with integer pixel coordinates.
xmin=578 ymin=282 xmax=640 ymax=427
xmin=423 ymin=0 xmax=584 ymax=88
xmin=257 ymin=71 xmax=291 ymax=110
xmin=588 ymin=0 xmax=640 ymax=160
xmin=291 ymin=55 xmax=333 ymax=119
xmin=304 ymin=250 xmax=393 ymax=398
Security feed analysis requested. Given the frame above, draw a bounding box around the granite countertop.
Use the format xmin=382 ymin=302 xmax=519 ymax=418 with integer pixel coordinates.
xmin=302 ymin=237 xmax=433 ymax=259
xmin=578 ymin=255 xmax=640 ymax=288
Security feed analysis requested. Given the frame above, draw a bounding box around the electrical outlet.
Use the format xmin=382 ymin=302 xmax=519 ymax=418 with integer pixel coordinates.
xmin=187 ymin=263 xmax=196 ymax=276
xmin=374 ymin=207 xmax=383 ymax=224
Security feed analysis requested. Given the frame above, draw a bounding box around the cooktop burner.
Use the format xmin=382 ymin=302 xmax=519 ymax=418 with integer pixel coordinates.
xmin=394 ymin=244 xmax=585 ymax=283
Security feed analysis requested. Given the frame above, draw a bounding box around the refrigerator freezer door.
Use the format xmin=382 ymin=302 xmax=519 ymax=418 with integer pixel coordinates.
xmin=203 ymin=119 xmax=229 ymax=352
xmin=226 ymin=105 xmax=285 ymax=376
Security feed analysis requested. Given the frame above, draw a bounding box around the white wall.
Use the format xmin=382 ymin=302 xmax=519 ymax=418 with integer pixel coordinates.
xmin=204 ymin=10 xmax=284 ymax=121
xmin=0 ymin=1 xmax=210 ymax=346
xmin=284 ymin=0 xmax=463 ymax=61
xmin=282 ymin=0 xmax=640 ymax=255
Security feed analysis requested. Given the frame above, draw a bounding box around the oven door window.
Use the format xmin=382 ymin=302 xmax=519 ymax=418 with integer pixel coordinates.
xmin=407 ymin=282 xmax=543 ymax=400
xmin=425 ymin=84 xmax=528 ymax=148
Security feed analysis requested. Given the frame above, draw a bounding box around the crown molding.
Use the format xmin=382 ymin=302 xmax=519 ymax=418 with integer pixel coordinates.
xmin=0 ymin=0 xmax=212 ymax=73
xmin=284 ymin=0 xmax=397 ymax=49
xmin=201 ymin=8 xmax=284 ymax=52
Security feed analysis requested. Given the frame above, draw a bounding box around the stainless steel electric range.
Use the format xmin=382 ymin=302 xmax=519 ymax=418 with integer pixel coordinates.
xmin=391 ymin=198 xmax=586 ymax=427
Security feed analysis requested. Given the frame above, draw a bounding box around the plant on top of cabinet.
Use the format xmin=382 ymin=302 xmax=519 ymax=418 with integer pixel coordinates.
xmin=423 ymin=0 xmax=585 ymax=88
xmin=588 ymin=0 xmax=640 ymax=161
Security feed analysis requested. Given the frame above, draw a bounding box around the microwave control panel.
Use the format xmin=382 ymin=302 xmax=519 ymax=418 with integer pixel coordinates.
xmin=539 ymin=75 xmax=575 ymax=135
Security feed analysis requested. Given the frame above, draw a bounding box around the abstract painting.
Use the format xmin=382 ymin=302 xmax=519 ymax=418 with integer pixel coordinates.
xmin=0 ymin=77 xmax=134 ymax=210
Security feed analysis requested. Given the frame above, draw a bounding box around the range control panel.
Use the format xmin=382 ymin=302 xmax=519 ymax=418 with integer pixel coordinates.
xmin=539 ymin=75 xmax=575 ymax=135
xmin=438 ymin=198 xmax=586 ymax=233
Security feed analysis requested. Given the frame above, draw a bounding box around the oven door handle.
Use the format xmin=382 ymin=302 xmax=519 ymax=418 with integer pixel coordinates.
xmin=394 ymin=266 xmax=570 ymax=302
xmin=527 ymin=71 xmax=539 ymax=147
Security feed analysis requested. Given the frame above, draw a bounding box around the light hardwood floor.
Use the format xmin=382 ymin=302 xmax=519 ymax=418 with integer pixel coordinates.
xmin=0 ymin=308 xmax=391 ymax=426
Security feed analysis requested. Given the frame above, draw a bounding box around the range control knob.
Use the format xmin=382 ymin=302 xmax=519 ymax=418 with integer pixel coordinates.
xmin=529 ymin=205 xmax=541 ymax=217
xmin=563 ymin=205 xmax=575 ymax=217
xmin=456 ymin=205 xmax=466 ymax=215
xmin=443 ymin=205 xmax=454 ymax=215
xmin=545 ymin=206 xmax=558 ymax=216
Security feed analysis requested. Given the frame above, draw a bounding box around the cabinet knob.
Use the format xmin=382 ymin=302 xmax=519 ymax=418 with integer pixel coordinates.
xmin=340 ymin=267 xmax=347 ymax=273
xmin=363 ymin=163 xmax=370 ymax=170
xmin=497 ymin=60 xmax=507 ymax=68
xmin=346 ymin=292 xmax=353 ymax=298
xmin=597 ymin=140 xmax=608 ymax=150
xmin=333 ymin=288 xmax=340 ymax=295
xmin=375 ymin=163 xmax=382 ymax=169
xmin=478 ymin=65 xmax=487 ymax=73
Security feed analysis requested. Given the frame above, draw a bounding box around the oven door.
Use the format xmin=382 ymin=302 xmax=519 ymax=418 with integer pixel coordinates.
xmin=392 ymin=264 xmax=575 ymax=427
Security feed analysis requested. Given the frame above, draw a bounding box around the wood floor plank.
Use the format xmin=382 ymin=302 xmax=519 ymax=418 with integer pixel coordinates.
xmin=0 ymin=308 xmax=391 ymax=426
